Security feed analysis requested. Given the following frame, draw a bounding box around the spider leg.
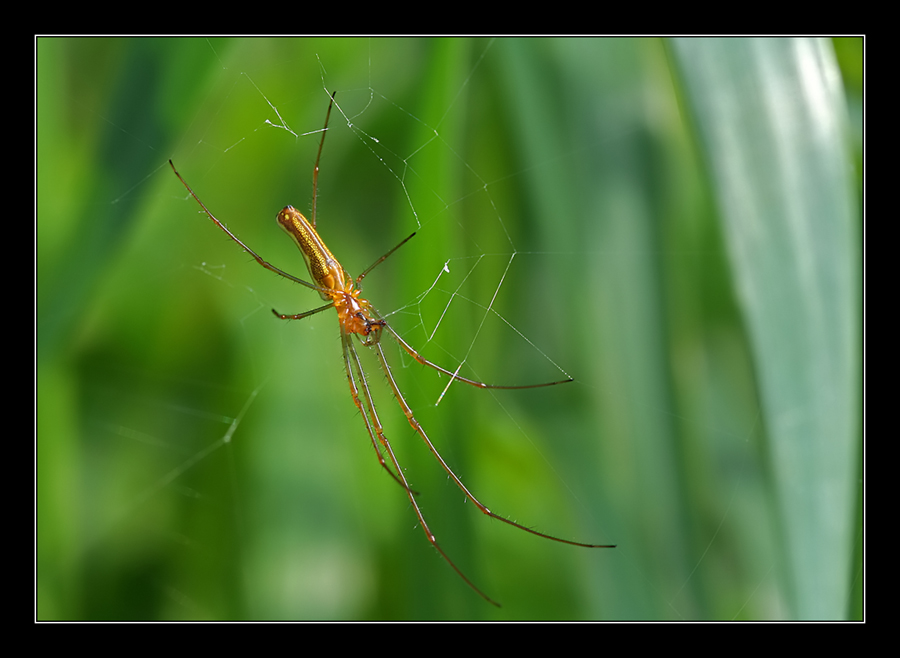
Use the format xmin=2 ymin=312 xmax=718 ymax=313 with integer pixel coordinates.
xmin=374 ymin=340 xmax=615 ymax=550
xmin=272 ymin=304 xmax=416 ymax=495
xmin=272 ymin=302 xmax=334 ymax=321
xmin=355 ymin=232 xmax=417 ymax=287
xmin=310 ymin=91 xmax=336 ymax=230
xmin=344 ymin=330 xmax=499 ymax=607
xmin=169 ymin=160 xmax=327 ymax=294
xmin=340 ymin=330 xmax=421 ymax=497
xmin=383 ymin=324 xmax=574 ymax=390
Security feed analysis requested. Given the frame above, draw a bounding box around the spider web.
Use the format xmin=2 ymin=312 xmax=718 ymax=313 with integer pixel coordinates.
xmin=60 ymin=39 xmax=602 ymax=619
xmin=39 ymin=37 xmax=781 ymax=621
xmin=172 ymin=43 xmax=596 ymax=616
xmin=169 ymin=42 xmax=574 ymax=392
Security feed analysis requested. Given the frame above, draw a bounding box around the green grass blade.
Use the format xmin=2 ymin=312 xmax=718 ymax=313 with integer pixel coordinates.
xmin=670 ymin=37 xmax=860 ymax=619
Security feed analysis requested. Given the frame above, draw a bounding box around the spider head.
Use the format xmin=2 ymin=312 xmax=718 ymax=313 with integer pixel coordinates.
xmin=359 ymin=313 xmax=386 ymax=346
xmin=338 ymin=291 xmax=385 ymax=345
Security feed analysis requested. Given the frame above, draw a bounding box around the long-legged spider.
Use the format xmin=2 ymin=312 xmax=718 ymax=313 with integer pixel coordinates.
xmin=169 ymin=91 xmax=614 ymax=606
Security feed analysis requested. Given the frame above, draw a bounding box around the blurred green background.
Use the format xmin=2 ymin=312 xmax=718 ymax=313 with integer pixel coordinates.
xmin=36 ymin=37 xmax=862 ymax=620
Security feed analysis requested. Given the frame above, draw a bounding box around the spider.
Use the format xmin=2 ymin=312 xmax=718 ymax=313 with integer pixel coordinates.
xmin=168 ymin=91 xmax=614 ymax=606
